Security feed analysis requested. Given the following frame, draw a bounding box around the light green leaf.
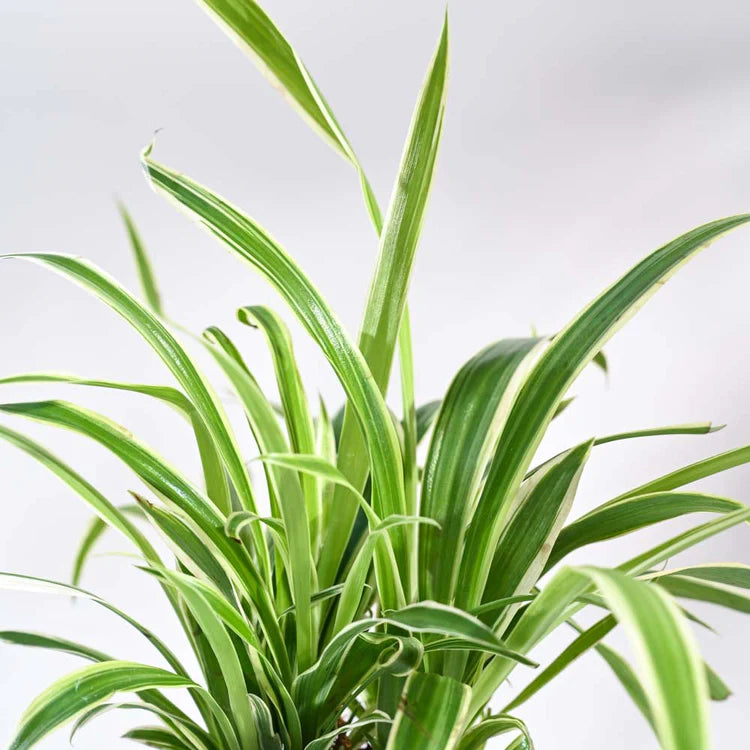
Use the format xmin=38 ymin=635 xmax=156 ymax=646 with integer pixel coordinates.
xmin=0 ymin=630 xmax=112 ymax=663
xmin=118 ymin=202 xmax=164 ymax=316
xmin=151 ymin=572 xmax=258 ymax=750
xmin=194 ymin=0 xmax=380 ymax=220
xmin=643 ymin=563 xmax=750 ymax=589
xmin=0 ymin=572 xmax=187 ymax=678
xmin=0 ymin=370 xmax=231 ymax=513
xmin=122 ymin=725 xmax=190 ymax=749
xmin=70 ymin=701 xmax=212 ymax=750
xmin=384 ymin=601 xmax=536 ymax=667
xmin=647 ymin=574 xmax=750 ymax=614
xmin=0 ymin=423 xmax=161 ymax=575
xmin=71 ymin=504 xmax=143 ymax=586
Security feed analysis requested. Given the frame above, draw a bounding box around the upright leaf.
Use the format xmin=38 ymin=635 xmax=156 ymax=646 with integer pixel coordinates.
xmin=320 ymin=16 xmax=449 ymax=589
xmin=118 ymin=202 xmax=164 ymax=315
xmin=458 ymin=215 xmax=750 ymax=609
xmin=142 ymin=151 xmax=406 ymax=606
xmin=419 ymin=338 xmax=543 ymax=603
xmin=386 ymin=672 xmax=470 ymax=750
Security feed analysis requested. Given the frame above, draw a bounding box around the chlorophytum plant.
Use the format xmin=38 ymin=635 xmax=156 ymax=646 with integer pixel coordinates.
xmin=2 ymin=2 xmax=749 ymax=749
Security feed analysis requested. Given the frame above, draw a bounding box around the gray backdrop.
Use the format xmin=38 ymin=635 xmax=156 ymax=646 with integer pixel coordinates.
xmin=1 ymin=1 xmax=749 ymax=747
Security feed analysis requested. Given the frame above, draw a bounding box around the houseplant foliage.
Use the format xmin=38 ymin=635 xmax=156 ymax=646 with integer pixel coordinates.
xmin=1 ymin=1 xmax=749 ymax=748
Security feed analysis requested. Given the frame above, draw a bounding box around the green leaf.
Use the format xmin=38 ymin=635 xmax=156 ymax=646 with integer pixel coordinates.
xmin=118 ymin=202 xmax=164 ymax=316
xmin=419 ymin=338 xmax=543 ymax=603
xmin=319 ymin=16 xmax=449 ymax=591
xmin=0 ymin=629 xmax=202 ymax=739
xmin=73 ymin=703 xmax=212 ymax=750
xmin=415 ymin=400 xmax=441 ymax=445
xmin=239 ymin=305 xmax=319 ymax=544
xmin=579 ymin=568 xmax=712 ymax=750
xmin=254 ymin=453 xmax=374 ymax=523
xmin=331 ymin=517 xmax=436 ymax=637
xmin=592 ymin=350 xmax=608 ymax=377
xmin=146 ymin=565 xmax=302 ymax=750
xmin=0 ymin=572 xmax=188 ymax=678
xmin=546 ymin=491 xmax=745 ymax=572
xmin=134 ymin=495 xmax=235 ymax=601
xmin=620 ymin=507 xmax=750 ymax=577
xmin=0 ymin=630 xmax=112 ymax=663
xmin=223 ymin=310 xmax=318 ymax=670
xmin=142 ymin=151 xmax=406 ymax=608
xmin=457 ymin=714 xmax=534 ymax=750
xmin=0 ymin=400 xmax=290 ymax=682
xmin=398 ymin=306 xmax=419 ymax=599
xmin=294 ymin=619 xmax=416 ymax=738
xmin=0 ymin=254 xmax=260 ymax=551
xmin=8 ymin=661 xmax=202 ymax=750
xmin=484 ymin=440 xmax=594 ymax=619
xmin=502 ymin=615 xmax=616 ymax=712
xmin=0 ymin=423 xmax=161 ymax=574
xmin=644 ymin=563 xmax=750 ymax=589
xmin=526 ymin=421 xmax=723 ymax=482
xmin=194 ymin=0 xmax=380 ymax=221
xmin=0 ymin=370 xmax=231 ymax=513
xmin=609 ymin=445 xmax=750 ymax=504
xmin=122 ymin=726 xmax=189 ymax=749
xmin=386 ymin=671 xmax=470 ymax=750
xmin=468 ymin=507 xmax=750 ymax=720
xmin=384 ymin=601 xmax=536 ymax=667
xmin=647 ymin=574 xmax=750 ymax=614
xmin=152 ymin=572 xmax=258 ymax=750
xmin=457 ymin=214 xmax=750 ymax=610
xmin=304 ymin=712 xmax=390 ymax=750
xmin=71 ymin=504 xmax=143 ymax=586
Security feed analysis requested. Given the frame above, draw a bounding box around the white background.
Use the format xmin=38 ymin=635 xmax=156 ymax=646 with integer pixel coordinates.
xmin=1 ymin=1 xmax=749 ymax=747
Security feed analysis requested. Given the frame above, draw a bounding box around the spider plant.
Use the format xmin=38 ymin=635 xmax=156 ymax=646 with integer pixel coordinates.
xmin=2 ymin=2 xmax=749 ymax=748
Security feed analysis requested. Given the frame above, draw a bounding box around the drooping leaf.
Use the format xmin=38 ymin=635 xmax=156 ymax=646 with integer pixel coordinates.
xmin=457 ymin=714 xmax=534 ymax=750
xmin=0 ymin=400 xmax=290 ymax=682
xmin=7 ymin=661 xmax=223 ymax=750
xmin=0 ymin=423 xmax=161 ymax=573
xmin=0 ymin=370 xmax=230 ymax=512
xmin=0 ymin=254 xmax=262 ymax=556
